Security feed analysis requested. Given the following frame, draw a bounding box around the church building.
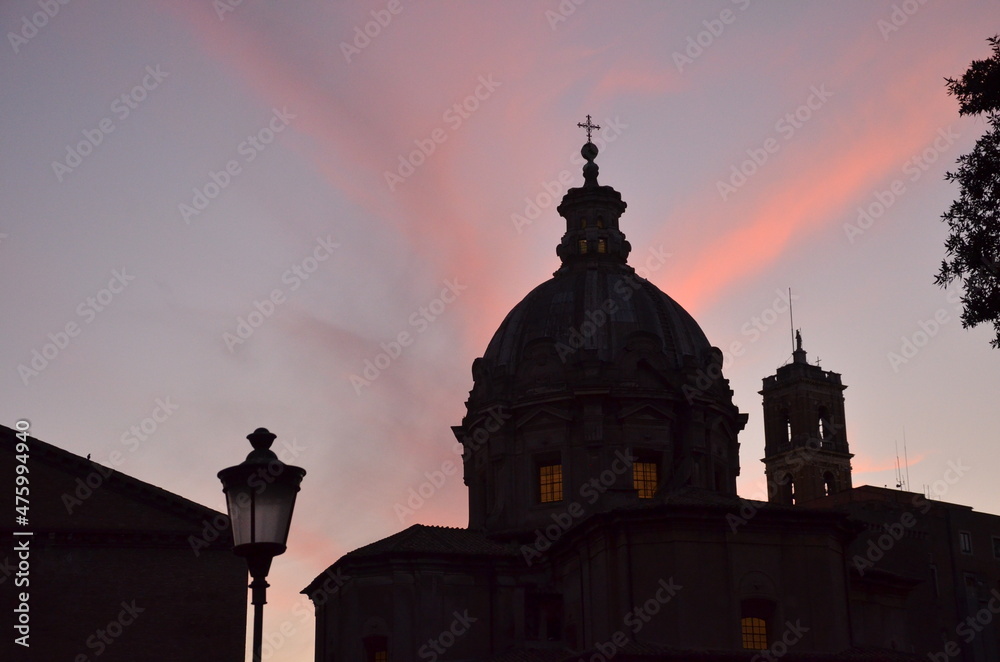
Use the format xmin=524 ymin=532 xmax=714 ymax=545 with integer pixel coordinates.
xmin=304 ymin=133 xmax=1000 ymax=661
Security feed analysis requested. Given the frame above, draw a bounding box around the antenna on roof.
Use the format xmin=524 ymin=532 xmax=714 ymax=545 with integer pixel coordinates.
xmin=894 ymin=439 xmax=904 ymax=490
xmin=903 ymin=426 xmax=911 ymax=491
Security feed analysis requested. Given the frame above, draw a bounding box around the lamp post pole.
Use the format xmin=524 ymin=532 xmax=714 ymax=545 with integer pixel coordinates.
xmin=219 ymin=428 xmax=306 ymax=662
xmin=250 ymin=574 xmax=267 ymax=662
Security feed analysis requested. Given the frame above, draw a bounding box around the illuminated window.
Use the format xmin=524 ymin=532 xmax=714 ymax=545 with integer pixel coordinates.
xmin=539 ymin=464 xmax=563 ymax=503
xmin=741 ymin=616 xmax=768 ymax=649
xmin=578 ymin=239 xmax=588 ymax=254
xmin=597 ymin=239 xmax=607 ymax=254
xmin=633 ymin=461 xmax=658 ymax=499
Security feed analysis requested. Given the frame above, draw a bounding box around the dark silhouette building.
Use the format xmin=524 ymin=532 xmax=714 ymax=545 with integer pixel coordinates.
xmin=304 ymin=139 xmax=1000 ymax=661
xmin=761 ymin=335 xmax=854 ymax=506
xmin=0 ymin=425 xmax=246 ymax=661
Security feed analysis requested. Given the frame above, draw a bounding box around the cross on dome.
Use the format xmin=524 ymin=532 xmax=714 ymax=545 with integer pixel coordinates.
xmin=577 ymin=115 xmax=601 ymax=142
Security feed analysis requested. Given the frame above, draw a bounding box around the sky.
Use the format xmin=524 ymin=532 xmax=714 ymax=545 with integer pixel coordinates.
xmin=2 ymin=1 xmax=999 ymax=660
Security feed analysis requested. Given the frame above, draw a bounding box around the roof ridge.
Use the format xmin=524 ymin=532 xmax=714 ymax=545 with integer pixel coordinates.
xmin=1 ymin=425 xmax=227 ymax=523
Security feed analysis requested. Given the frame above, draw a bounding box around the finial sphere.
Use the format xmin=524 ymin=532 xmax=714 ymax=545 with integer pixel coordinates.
xmin=247 ymin=427 xmax=276 ymax=451
xmin=581 ymin=142 xmax=598 ymax=161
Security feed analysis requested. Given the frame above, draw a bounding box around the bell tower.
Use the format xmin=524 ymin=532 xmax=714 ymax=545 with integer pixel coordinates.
xmin=760 ymin=332 xmax=853 ymax=505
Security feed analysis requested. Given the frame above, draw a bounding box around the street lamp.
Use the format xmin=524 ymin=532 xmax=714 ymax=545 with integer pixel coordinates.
xmin=219 ymin=428 xmax=306 ymax=662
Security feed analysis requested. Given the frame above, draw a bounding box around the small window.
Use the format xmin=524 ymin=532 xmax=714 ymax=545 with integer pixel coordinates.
xmin=930 ymin=564 xmax=939 ymax=597
xmin=741 ymin=598 xmax=774 ymax=649
xmin=741 ymin=617 xmax=768 ymax=649
xmin=818 ymin=407 xmax=831 ymax=439
xmin=633 ymin=461 xmax=658 ymax=499
xmin=960 ymin=531 xmax=973 ymax=555
xmin=782 ymin=411 xmax=791 ymax=443
xmin=823 ymin=471 xmax=836 ymax=497
xmin=539 ymin=464 xmax=563 ymax=503
xmin=992 ymin=537 xmax=1000 ymax=560
xmin=597 ymin=239 xmax=607 ymax=254
xmin=578 ymin=239 xmax=588 ymax=254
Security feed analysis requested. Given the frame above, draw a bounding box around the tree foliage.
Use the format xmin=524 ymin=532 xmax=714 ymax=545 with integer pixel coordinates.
xmin=936 ymin=36 xmax=1000 ymax=349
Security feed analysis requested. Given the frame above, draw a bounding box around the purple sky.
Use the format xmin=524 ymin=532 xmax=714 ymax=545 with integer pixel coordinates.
xmin=3 ymin=2 xmax=999 ymax=660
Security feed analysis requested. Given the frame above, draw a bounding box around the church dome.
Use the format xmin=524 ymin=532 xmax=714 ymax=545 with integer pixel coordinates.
xmin=456 ymin=133 xmax=746 ymax=537
xmin=473 ymin=137 xmax=713 ymax=387
xmin=481 ymin=269 xmax=712 ymax=374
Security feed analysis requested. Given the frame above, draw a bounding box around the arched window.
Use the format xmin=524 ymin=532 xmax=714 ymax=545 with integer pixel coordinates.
xmin=823 ymin=471 xmax=836 ymax=497
xmin=740 ymin=598 xmax=775 ymax=650
xmin=781 ymin=410 xmax=791 ymax=444
xmin=789 ymin=479 xmax=796 ymax=506
xmin=818 ymin=406 xmax=831 ymax=441
xmin=578 ymin=239 xmax=588 ymax=254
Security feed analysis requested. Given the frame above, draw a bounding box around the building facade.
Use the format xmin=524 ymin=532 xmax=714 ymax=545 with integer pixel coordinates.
xmin=0 ymin=425 xmax=247 ymax=662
